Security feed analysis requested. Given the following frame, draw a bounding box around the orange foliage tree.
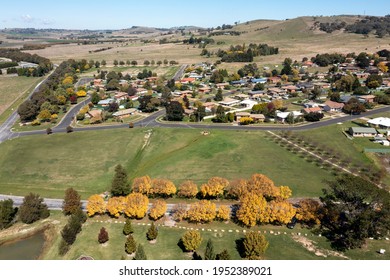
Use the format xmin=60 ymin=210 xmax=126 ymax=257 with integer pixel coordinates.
xmin=86 ymin=194 xmax=106 ymax=217
xmin=149 ymin=199 xmax=167 ymax=220
xmin=106 ymin=196 xmax=125 ymax=218
xmin=150 ymin=178 xmax=176 ymax=198
xmin=132 ymin=176 xmax=152 ymax=195
xmin=186 ymin=200 xmax=216 ymax=223
xmin=247 ymin=174 xmax=279 ymax=200
xmin=265 ymin=200 xmax=296 ymax=224
xmin=278 ymin=186 xmax=293 ymax=200
xmin=124 ymin=193 xmax=149 ymax=219
xmin=216 ymin=205 xmax=231 ymax=221
xmin=200 ymin=177 xmax=229 ymax=199
xmin=177 ymin=180 xmax=198 ymax=198
xmin=227 ymin=179 xmax=248 ymax=199
xmin=295 ymin=198 xmax=321 ymax=226
xmin=236 ymin=192 xmax=267 ymax=227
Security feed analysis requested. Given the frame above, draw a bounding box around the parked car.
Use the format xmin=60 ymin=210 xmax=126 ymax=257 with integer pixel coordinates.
xmin=287 ymin=217 xmax=297 ymax=229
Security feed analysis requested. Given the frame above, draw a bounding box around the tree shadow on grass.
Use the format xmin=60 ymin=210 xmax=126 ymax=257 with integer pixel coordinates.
xmin=235 ymin=238 xmax=245 ymax=258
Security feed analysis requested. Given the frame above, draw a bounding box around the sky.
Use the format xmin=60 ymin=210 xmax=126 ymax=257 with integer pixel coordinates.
xmin=0 ymin=0 xmax=388 ymax=30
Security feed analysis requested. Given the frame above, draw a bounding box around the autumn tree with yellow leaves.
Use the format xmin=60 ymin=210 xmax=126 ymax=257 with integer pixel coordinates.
xmin=177 ymin=180 xmax=198 ymax=198
xmin=106 ymin=196 xmax=125 ymax=218
xmin=216 ymin=205 xmax=230 ymax=221
xmin=132 ymin=176 xmax=152 ymax=195
xmin=247 ymin=174 xmax=280 ymax=200
xmin=86 ymin=194 xmax=106 ymax=217
xmin=149 ymin=200 xmax=167 ymax=220
xmin=181 ymin=230 xmax=202 ymax=252
xmin=186 ymin=200 xmax=216 ymax=223
xmin=227 ymin=179 xmax=248 ymax=199
xmin=236 ymin=192 xmax=267 ymax=227
xmin=265 ymin=200 xmax=296 ymax=225
xmin=124 ymin=193 xmax=149 ymax=219
xmin=150 ymin=178 xmax=176 ymax=198
xmin=200 ymin=177 xmax=229 ymax=199
xmin=295 ymin=198 xmax=321 ymax=227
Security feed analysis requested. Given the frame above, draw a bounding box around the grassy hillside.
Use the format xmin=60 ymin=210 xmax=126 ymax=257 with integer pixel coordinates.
xmin=12 ymin=15 xmax=388 ymax=68
xmin=0 ymin=128 xmax=336 ymax=199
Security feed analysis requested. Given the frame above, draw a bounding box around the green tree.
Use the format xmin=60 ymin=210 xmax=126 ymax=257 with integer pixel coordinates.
xmin=18 ymin=193 xmax=49 ymax=224
xmin=165 ymin=101 xmax=184 ymax=121
xmin=216 ymin=249 xmax=231 ymax=260
xmin=0 ymin=199 xmax=16 ymax=230
xmin=134 ymin=244 xmax=147 ymax=260
xmin=146 ymin=222 xmax=158 ymax=240
xmin=214 ymin=88 xmax=223 ymax=101
xmin=113 ymin=60 xmax=118 ymax=66
xmin=181 ymin=230 xmax=202 ymax=252
xmin=204 ymin=238 xmax=216 ymax=260
xmin=123 ymin=218 xmax=134 ymax=235
xmin=125 ymin=234 xmax=137 ymax=254
xmin=98 ymin=227 xmax=109 ymax=244
xmin=243 ymin=231 xmax=269 ymax=260
xmin=281 ymin=58 xmax=293 ymax=75
xmin=61 ymin=214 xmax=82 ymax=245
xmin=110 ymin=164 xmax=131 ymax=196
xmin=18 ymin=100 xmax=39 ymax=122
xmin=320 ymin=174 xmax=390 ymax=251
xmin=194 ymin=105 xmax=206 ymax=122
xmin=91 ymin=92 xmax=101 ymax=104
xmin=212 ymin=105 xmax=227 ymax=123
xmin=62 ymin=188 xmax=82 ymax=215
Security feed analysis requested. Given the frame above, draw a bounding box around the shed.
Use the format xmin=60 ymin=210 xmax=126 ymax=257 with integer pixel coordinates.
xmin=348 ymin=127 xmax=377 ymax=137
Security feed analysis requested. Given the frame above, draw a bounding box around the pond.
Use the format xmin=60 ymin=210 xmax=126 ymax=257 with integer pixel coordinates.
xmin=0 ymin=232 xmax=45 ymax=260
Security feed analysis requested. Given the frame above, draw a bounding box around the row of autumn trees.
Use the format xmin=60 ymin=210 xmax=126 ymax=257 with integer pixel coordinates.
xmin=109 ymin=164 xmax=293 ymax=200
xmin=87 ymin=170 xmax=297 ymax=227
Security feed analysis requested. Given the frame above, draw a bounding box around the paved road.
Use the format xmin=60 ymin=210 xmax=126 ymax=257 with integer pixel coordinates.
xmin=173 ymin=64 xmax=188 ymax=81
xmin=0 ymin=76 xmax=49 ymax=143
xmin=0 ymin=194 xmax=177 ymax=213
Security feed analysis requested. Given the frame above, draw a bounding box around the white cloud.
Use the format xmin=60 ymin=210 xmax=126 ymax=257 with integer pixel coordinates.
xmin=41 ymin=19 xmax=54 ymax=25
xmin=21 ymin=14 xmax=34 ymax=23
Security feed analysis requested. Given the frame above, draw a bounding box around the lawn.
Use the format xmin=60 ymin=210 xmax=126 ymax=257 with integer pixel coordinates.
xmin=0 ymin=127 xmax=334 ymax=199
xmin=0 ymin=75 xmax=43 ymax=123
xmin=297 ymin=120 xmax=390 ymax=186
xmin=40 ymin=212 xmax=390 ymax=260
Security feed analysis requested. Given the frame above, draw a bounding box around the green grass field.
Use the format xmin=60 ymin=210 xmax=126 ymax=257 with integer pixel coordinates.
xmin=0 ymin=128 xmax=335 ymax=199
xmin=40 ymin=212 xmax=390 ymax=260
xmin=0 ymin=76 xmax=43 ymax=124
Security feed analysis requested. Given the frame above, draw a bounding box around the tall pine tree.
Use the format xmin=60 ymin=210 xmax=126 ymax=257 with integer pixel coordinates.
xmin=134 ymin=244 xmax=147 ymax=260
xmin=110 ymin=164 xmax=131 ymax=196
xmin=125 ymin=235 xmax=137 ymax=254
xmin=204 ymin=238 xmax=215 ymax=260
xmin=123 ymin=218 xmax=134 ymax=235
xmin=146 ymin=222 xmax=158 ymax=241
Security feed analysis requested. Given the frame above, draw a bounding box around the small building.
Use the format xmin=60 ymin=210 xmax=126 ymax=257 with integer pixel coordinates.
xmin=219 ymin=97 xmax=240 ymax=107
xmin=240 ymin=99 xmax=258 ymax=108
xmin=250 ymin=114 xmax=265 ymax=122
xmin=180 ymin=77 xmax=196 ymax=84
xmin=215 ymin=82 xmax=229 ymax=89
xmin=323 ymin=100 xmax=344 ymax=112
xmin=267 ymin=77 xmax=281 ymax=84
xmin=85 ymin=109 xmax=103 ymax=124
xmin=114 ymin=92 xmax=129 ymax=101
xmin=367 ymin=117 xmax=390 ymax=130
xmin=358 ymin=95 xmax=376 ymax=104
xmin=235 ymin=112 xmax=251 ymax=122
xmin=112 ymin=108 xmax=137 ymax=118
xmin=301 ymin=107 xmax=322 ymax=115
xmin=98 ymin=98 xmax=115 ymax=107
xmin=250 ymin=78 xmax=267 ymax=84
xmin=198 ymin=86 xmax=211 ymax=94
xmin=348 ymin=127 xmax=377 ymax=137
